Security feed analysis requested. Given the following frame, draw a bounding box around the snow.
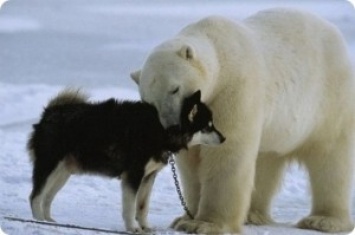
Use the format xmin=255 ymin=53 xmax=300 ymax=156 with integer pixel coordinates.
xmin=0 ymin=0 xmax=355 ymax=234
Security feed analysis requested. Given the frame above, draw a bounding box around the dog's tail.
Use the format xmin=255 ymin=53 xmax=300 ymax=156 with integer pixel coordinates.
xmin=47 ymin=89 xmax=89 ymax=108
xmin=27 ymin=89 xmax=89 ymax=162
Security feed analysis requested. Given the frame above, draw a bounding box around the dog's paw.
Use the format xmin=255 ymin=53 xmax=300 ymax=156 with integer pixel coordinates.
xmin=173 ymin=219 xmax=230 ymax=234
xmin=127 ymin=226 xmax=143 ymax=234
xmin=297 ymin=215 xmax=354 ymax=233
xmin=45 ymin=217 xmax=56 ymax=223
xmin=125 ymin=219 xmax=144 ymax=233
xmin=246 ymin=210 xmax=274 ymax=225
xmin=137 ymin=220 xmax=150 ymax=232
xmin=141 ymin=225 xmax=153 ymax=233
xmin=43 ymin=214 xmax=56 ymax=223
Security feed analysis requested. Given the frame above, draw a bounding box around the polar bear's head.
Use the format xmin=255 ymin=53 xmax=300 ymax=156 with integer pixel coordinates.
xmin=131 ymin=40 xmax=216 ymax=128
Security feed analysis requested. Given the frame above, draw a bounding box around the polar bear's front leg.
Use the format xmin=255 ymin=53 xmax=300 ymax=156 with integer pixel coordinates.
xmin=173 ymin=147 xmax=257 ymax=234
xmin=171 ymin=147 xmax=201 ymax=228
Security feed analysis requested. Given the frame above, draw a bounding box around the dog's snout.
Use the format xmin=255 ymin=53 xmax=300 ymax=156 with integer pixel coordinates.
xmin=211 ymin=125 xmax=225 ymax=144
xmin=216 ymin=131 xmax=226 ymax=144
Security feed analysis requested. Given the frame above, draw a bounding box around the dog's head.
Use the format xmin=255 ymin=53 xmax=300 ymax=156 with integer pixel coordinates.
xmin=180 ymin=90 xmax=226 ymax=147
xmin=165 ymin=90 xmax=225 ymax=152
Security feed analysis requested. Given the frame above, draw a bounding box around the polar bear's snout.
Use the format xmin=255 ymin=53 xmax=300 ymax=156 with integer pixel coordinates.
xmin=154 ymin=91 xmax=183 ymax=128
xmin=159 ymin=108 xmax=180 ymax=128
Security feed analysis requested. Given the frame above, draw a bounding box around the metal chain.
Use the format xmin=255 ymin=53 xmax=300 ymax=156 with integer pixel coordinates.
xmin=168 ymin=153 xmax=194 ymax=219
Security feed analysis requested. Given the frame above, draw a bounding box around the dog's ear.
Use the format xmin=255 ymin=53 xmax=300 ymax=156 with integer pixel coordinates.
xmin=191 ymin=90 xmax=201 ymax=103
xmin=130 ymin=70 xmax=141 ymax=85
xmin=187 ymin=90 xmax=201 ymax=122
xmin=182 ymin=90 xmax=201 ymax=124
xmin=188 ymin=104 xmax=198 ymax=123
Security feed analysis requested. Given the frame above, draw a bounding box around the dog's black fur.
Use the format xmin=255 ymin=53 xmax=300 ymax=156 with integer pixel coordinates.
xmin=28 ymin=89 xmax=224 ymax=231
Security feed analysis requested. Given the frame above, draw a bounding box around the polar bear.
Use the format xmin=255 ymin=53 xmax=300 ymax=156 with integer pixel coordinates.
xmin=131 ymin=8 xmax=355 ymax=234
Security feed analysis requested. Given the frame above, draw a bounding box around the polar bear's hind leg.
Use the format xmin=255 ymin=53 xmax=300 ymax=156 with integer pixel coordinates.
xmin=298 ymin=137 xmax=355 ymax=233
xmin=247 ymin=154 xmax=288 ymax=225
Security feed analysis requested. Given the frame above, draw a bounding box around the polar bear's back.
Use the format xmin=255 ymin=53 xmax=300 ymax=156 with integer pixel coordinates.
xmin=246 ymin=9 xmax=354 ymax=153
xmin=179 ymin=9 xmax=354 ymax=154
xmin=244 ymin=8 xmax=349 ymax=66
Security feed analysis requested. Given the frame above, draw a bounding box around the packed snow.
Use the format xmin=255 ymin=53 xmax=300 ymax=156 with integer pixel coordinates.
xmin=1 ymin=0 xmax=355 ymax=234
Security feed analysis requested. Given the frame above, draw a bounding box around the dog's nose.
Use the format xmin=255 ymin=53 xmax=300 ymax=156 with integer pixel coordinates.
xmin=220 ymin=136 xmax=226 ymax=144
xmin=219 ymin=135 xmax=226 ymax=143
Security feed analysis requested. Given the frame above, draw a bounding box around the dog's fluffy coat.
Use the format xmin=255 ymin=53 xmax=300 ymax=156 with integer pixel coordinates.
xmin=27 ymin=89 xmax=224 ymax=232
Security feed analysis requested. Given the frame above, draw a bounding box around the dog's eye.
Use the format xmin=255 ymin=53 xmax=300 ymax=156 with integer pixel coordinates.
xmin=170 ymin=87 xmax=180 ymax=95
xmin=202 ymin=124 xmax=213 ymax=133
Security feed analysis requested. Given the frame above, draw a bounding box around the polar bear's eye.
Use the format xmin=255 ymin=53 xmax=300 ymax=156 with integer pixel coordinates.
xmin=170 ymin=87 xmax=180 ymax=95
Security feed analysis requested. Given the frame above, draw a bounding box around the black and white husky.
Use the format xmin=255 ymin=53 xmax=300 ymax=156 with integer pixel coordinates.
xmin=27 ymin=89 xmax=225 ymax=232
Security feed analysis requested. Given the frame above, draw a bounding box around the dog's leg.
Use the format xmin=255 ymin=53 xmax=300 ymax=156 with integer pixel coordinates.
xmin=30 ymin=160 xmax=61 ymax=221
xmin=121 ymin=175 xmax=142 ymax=233
xmin=30 ymin=192 xmax=45 ymax=221
xmin=42 ymin=161 xmax=71 ymax=222
xmin=136 ymin=171 xmax=158 ymax=231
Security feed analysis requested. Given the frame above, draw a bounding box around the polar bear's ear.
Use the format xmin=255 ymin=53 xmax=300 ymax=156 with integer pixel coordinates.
xmin=179 ymin=45 xmax=195 ymax=60
xmin=130 ymin=70 xmax=141 ymax=85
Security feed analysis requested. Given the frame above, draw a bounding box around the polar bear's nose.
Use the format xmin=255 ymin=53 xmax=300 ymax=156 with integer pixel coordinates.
xmin=160 ymin=114 xmax=179 ymax=128
xmin=159 ymin=98 xmax=181 ymax=128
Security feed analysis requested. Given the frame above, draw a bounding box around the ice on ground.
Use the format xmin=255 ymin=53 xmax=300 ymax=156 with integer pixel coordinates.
xmin=1 ymin=0 xmax=355 ymax=234
xmin=0 ymin=83 xmax=352 ymax=235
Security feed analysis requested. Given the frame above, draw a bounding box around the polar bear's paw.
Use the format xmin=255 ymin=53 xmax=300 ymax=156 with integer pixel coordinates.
xmin=170 ymin=214 xmax=192 ymax=229
xmin=246 ymin=210 xmax=274 ymax=225
xmin=297 ymin=215 xmax=354 ymax=233
xmin=173 ymin=219 xmax=236 ymax=234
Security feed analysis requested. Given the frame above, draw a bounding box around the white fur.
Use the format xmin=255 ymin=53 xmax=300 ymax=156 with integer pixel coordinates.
xmin=133 ymin=159 xmax=164 ymax=231
xmin=121 ymin=176 xmax=142 ymax=233
xmin=188 ymin=131 xmax=222 ymax=147
xmin=132 ymin=8 xmax=355 ymax=234
xmin=136 ymin=172 xmax=158 ymax=231
xmin=43 ymin=171 xmax=70 ymax=222
xmin=31 ymin=157 xmax=164 ymax=232
xmin=31 ymin=161 xmax=70 ymax=222
xmin=144 ymin=159 xmax=165 ymax=177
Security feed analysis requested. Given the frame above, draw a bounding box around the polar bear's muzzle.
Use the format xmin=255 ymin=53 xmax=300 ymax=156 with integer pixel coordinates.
xmin=159 ymin=99 xmax=182 ymax=128
xmin=159 ymin=111 xmax=179 ymax=128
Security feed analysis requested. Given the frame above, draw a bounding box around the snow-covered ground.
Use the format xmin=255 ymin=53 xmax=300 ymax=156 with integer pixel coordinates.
xmin=0 ymin=1 xmax=355 ymax=234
